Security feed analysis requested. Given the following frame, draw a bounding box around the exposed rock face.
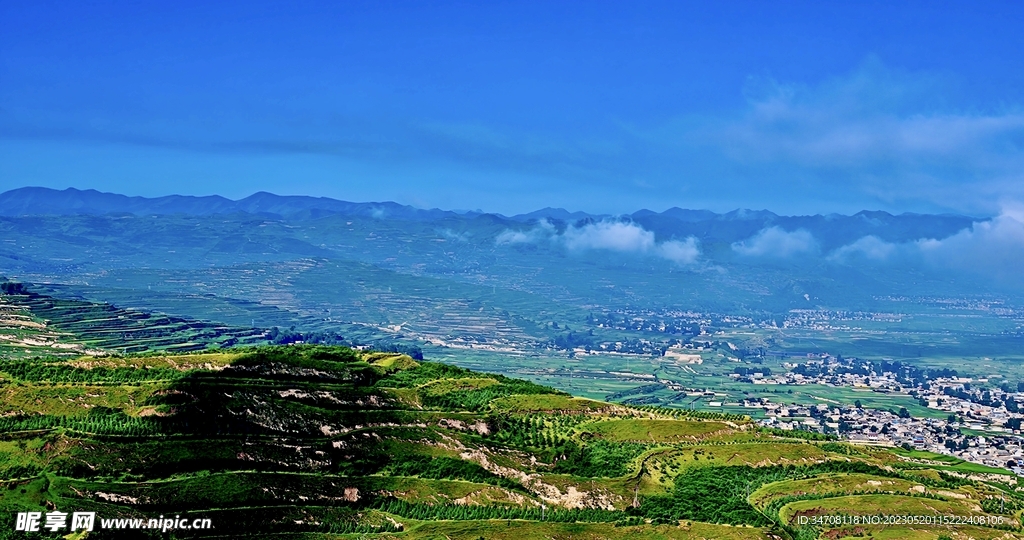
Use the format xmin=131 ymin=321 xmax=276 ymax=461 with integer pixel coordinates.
xmin=438 ymin=418 xmax=491 ymax=435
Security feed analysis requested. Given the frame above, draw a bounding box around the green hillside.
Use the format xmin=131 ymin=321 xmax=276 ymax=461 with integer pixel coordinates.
xmin=1 ymin=345 xmax=1022 ymax=539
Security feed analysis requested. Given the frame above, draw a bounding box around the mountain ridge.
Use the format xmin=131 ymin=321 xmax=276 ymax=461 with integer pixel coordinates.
xmin=0 ymin=186 xmax=986 ymax=224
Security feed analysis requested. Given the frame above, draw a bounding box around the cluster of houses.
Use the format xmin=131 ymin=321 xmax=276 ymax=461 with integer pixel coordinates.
xmin=740 ymin=355 xmax=1024 ymax=474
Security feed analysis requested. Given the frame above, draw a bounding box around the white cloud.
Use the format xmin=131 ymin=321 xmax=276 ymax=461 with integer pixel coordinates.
xmin=915 ymin=211 xmax=1024 ymax=281
xmin=562 ymin=221 xmax=656 ymax=253
xmin=697 ymin=59 xmax=1024 ymax=215
xmin=496 ymin=219 xmax=701 ymax=264
xmin=829 ymin=235 xmax=898 ymax=262
xmin=732 ymin=227 xmax=818 ymax=258
xmin=827 ymin=204 xmax=1024 ymax=283
xmin=495 ymin=219 xmax=556 ymax=245
xmin=438 ymin=228 xmax=470 ymax=242
xmin=656 ymin=238 xmax=701 ymax=265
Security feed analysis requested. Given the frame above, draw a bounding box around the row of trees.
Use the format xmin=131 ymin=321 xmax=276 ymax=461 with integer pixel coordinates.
xmin=419 ymin=378 xmax=562 ymax=412
xmin=0 ymin=412 xmax=163 ymax=436
xmin=0 ymin=361 xmax=184 ymax=384
xmin=629 ymin=405 xmax=748 ymax=422
xmin=370 ymin=498 xmax=621 ymax=522
xmin=489 ymin=413 xmax=585 ymax=450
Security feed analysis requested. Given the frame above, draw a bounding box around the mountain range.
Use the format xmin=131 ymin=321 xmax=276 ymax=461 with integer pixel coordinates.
xmin=0 ymin=187 xmax=982 ymax=249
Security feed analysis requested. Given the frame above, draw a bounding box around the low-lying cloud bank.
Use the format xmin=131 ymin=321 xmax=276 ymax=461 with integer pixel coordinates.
xmin=731 ymin=227 xmax=818 ymax=258
xmin=498 ymin=210 xmax=1024 ymax=283
xmin=915 ymin=212 xmax=1024 ymax=281
xmin=496 ymin=220 xmax=701 ymax=265
xmin=494 ymin=219 xmax=557 ymax=245
xmin=562 ymin=221 xmax=656 ymax=253
xmin=801 ymin=208 xmax=1024 ymax=283
xmin=828 ymin=235 xmax=897 ymax=261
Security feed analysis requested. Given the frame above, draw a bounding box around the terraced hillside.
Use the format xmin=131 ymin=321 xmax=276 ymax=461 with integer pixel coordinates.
xmin=0 ymin=282 xmax=268 ymax=359
xmin=0 ymin=345 xmax=1022 ymax=539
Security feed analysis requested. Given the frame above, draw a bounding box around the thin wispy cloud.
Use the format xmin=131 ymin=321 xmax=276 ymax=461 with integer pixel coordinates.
xmin=698 ymin=59 xmax=1024 ymax=215
xmin=5 ymin=50 xmax=1024 ymax=215
xmin=438 ymin=229 xmax=470 ymax=242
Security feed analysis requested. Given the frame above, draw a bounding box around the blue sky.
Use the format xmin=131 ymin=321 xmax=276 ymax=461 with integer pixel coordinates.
xmin=2 ymin=0 xmax=1023 ymax=216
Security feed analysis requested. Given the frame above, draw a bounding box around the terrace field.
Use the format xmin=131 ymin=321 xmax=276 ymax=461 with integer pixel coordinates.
xmin=0 ymin=271 xmax=1022 ymax=539
xmin=1 ymin=343 xmax=1022 ymax=539
xmin=0 ymin=283 xmax=268 ymax=359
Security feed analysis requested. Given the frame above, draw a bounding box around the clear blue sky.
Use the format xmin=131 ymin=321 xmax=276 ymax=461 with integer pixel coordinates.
xmin=2 ymin=0 xmax=1023 ymax=216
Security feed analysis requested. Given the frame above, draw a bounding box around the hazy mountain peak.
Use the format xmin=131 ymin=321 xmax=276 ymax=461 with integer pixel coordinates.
xmin=509 ymin=207 xmax=603 ymax=222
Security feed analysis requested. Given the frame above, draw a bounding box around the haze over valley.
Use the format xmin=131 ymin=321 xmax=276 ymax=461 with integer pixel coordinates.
xmin=3 ymin=186 xmax=1022 ymax=401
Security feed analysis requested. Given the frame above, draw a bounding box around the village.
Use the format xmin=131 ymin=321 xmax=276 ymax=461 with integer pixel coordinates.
xmin=747 ymin=355 xmax=1024 ymax=475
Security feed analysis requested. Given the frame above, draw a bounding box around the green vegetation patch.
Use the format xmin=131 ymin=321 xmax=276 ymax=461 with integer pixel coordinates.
xmin=381 ymin=455 xmax=525 ymax=491
xmin=634 ymin=462 xmax=916 ymax=526
xmin=553 ymin=439 xmax=650 ymax=478
xmin=68 ymin=351 xmax=242 ymax=370
xmin=891 ymin=447 xmax=1013 ymax=476
xmin=490 ymin=393 xmax=608 ymax=413
xmin=375 ymin=360 xmax=478 ymax=388
xmin=59 ymin=472 xmax=525 ymax=511
xmin=374 ymin=360 xmax=564 ymax=411
xmin=421 ymin=380 xmax=562 ymax=412
xmin=0 ymin=383 xmax=160 ymax=417
xmin=393 ymin=520 xmax=772 ymax=540
xmin=364 ymin=351 xmax=419 ymax=373
xmin=420 ymin=377 xmax=502 ymax=396
xmin=648 ymin=442 xmax=832 ymax=471
xmin=587 ymin=418 xmax=732 ymax=443
xmin=750 ymin=473 xmax=931 ymax=510
xmin=0 ymin=359 xmax=186 ymax=383
xmin=779 ymin=493 xmax=977 ymax=525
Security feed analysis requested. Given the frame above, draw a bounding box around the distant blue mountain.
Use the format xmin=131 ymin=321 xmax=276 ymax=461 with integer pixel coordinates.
xmin=0 ymin=187 xmax=237 ymax=216
xmin=0 ymin=187 xmax=462 ymax=221
xmin=634 ymin=208 xmax=719 ymax=222
xmin=509 ymin=207 xmax=608 ymax=222
xmin=0 ymin=188 xmax=983 ymax=250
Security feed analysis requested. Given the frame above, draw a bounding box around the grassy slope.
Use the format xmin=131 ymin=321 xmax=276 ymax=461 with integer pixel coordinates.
xmin=0 ymin=345 xmax=1021 ymax=539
